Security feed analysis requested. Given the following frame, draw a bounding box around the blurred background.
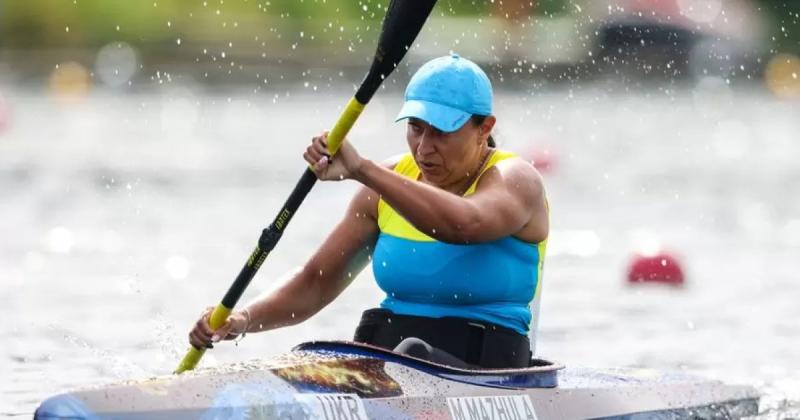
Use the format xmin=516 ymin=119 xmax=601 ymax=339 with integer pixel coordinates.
xmin=1 ymin=0 xmax=799 ymax=90
xmin=1 ymin=0 xmax=799 ymax=418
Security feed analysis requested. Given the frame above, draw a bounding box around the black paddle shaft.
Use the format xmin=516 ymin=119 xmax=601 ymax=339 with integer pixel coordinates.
xmin=219 ymin=0 xmax=438 ymax=310
xmin=221 ymin=168 xmax=316 ymax=308
xmin=357 ymin=0 xmax=438 ymax=104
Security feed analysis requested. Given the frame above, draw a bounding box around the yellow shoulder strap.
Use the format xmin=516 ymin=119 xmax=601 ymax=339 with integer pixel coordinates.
xmin=376 ymin=149 xmax=521 ymax=241
xmin=463 ymin=149 xmax=517 ymax=196
xmin=377 ymin=154 xmax=434 ymax=241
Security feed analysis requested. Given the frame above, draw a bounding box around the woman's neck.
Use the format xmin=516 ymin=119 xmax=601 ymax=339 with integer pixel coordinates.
xmin=446 ymin=144 xmax=493 ymax=196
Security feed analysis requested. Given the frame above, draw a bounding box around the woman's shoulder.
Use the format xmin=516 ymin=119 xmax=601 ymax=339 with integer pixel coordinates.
xmin=381 ymin=153 xmax=420 ymax=176
xmin=482 ymin=150 xmax=545 ymax=191
xmin=491 ymin=149 xmax=540 ymax=174
xmin=380 ymin=153 xmax=407 ymax=170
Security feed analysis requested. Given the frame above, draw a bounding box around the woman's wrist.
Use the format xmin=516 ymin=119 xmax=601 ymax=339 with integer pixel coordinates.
xmin=239 ymin=307 xmax=252 ymax=336
xmin=351 ymin=157 xmax=373 ymax=184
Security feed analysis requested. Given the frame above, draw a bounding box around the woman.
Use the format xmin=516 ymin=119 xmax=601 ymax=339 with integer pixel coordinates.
xmin=189 ymin=54 xmax=549 ymax=369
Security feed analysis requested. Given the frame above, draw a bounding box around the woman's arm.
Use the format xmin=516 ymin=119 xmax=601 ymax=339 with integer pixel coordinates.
xmin=245 ymin=185 xmax=380 ymax=332
xmin=306 ymin=135 xmax=546 ymax=245
xmin=354 ymin=157 xmax=546 ymax=244
xmin=189 ymin=185 xmax=379 ymax=347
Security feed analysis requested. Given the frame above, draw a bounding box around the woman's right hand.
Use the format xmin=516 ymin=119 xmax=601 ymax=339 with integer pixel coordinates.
xmin=188 ymin=306 xmax=250 ymax=349
xmin=304 ymin=131 xmax=364 ymax=181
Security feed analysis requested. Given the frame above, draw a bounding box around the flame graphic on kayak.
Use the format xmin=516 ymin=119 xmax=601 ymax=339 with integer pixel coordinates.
xmin=273 ymin=358 xmax=403 ymax=398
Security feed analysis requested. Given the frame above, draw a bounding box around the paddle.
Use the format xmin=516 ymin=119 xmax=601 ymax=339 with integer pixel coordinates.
xmin=175 ymin=0 xmax=438 ymax=374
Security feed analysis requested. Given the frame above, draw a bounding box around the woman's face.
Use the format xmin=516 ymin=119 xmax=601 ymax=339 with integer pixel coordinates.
xmin=406 ymin=117 xmax=491 ymax=187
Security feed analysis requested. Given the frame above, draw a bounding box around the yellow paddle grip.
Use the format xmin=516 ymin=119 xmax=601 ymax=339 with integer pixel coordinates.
xmin=174 ymin=303 xmax=232 ymax=374
xmin=325 ymin=97 xmax=366 ymax=156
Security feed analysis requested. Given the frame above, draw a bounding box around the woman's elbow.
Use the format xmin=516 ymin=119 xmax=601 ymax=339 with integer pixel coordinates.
xmin=434 ymin=217 xmax=486 ymax=244
xmin=296 ymin=264 xmax=329 ymax=313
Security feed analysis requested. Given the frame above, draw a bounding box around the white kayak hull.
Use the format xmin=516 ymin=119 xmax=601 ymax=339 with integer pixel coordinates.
xmin=35 ymin=341 xmax=759 ymax=419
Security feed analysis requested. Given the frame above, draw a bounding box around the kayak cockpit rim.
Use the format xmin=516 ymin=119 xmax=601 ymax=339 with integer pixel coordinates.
xmin=293 ymin=340 xmax=565 ymax=374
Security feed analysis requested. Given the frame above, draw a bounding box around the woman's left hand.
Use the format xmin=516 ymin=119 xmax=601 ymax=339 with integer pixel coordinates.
xmin=188 ymin=306 xmax=250 ymax=349
xmin=303 ymin=131 xmax=364 ymax=181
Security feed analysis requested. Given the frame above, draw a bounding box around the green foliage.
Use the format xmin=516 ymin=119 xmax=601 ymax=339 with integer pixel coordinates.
xmin=1 ymin=0 xmax=488 ymax=49
xmin=0 ymin=0 xmax=796 ymax=54
xmin=537 ymin=0 xmax=569 ymax=17
xmin=755 ymin=0 xmax=800 ymax=54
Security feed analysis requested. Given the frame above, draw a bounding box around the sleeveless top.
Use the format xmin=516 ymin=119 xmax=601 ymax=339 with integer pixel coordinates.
xmin=372 ymin=150 xmax=547 ymax=335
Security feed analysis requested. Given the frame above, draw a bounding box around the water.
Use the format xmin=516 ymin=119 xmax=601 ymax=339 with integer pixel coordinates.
xmin=1 ymin=85 xmax=798 ymax=417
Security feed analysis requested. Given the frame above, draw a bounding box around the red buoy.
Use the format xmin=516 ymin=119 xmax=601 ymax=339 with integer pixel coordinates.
xmin=526 ymin=147 xmax=558 ymax=175
xmin=626 ymin=252 xmax=685 ymax=286
xmin=531 ymin=149 xmax=556 ymax=174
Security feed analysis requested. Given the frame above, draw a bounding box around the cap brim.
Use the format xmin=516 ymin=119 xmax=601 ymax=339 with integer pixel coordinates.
xmin=395 ymin=99 xmax=471 ymax=133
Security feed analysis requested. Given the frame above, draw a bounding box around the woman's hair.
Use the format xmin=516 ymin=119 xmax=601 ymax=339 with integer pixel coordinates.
xmin=470 ymin=115 xmax=496 ymax=147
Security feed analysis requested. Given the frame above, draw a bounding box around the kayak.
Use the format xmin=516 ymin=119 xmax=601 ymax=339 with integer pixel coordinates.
xmin=35 ymin=340 xmax=758 ymax=419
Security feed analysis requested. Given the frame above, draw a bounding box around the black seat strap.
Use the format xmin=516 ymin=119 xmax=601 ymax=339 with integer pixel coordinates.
xmin=353 ymin=308 xmax=530 ymax=369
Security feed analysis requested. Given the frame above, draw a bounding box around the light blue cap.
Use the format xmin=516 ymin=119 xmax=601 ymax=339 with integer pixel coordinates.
xmin=396 ymin=53 xmax=493 ymax=133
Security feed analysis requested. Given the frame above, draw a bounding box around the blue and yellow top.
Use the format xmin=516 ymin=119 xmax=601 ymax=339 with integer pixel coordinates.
xmin=372 ymin=150 xmax=546 ymax=335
